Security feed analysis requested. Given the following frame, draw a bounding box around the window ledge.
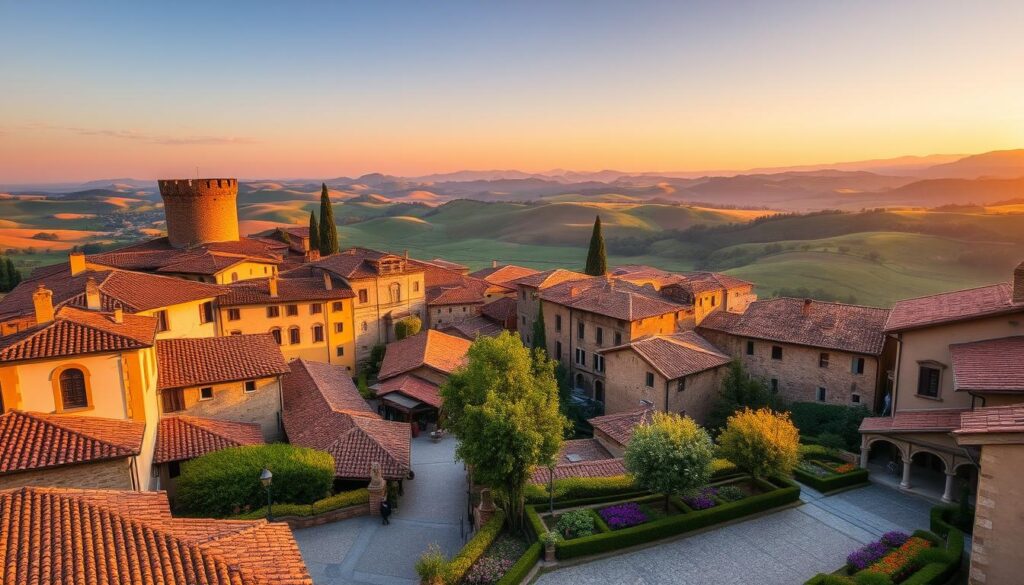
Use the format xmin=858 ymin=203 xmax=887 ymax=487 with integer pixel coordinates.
xmin=915 ymin=394 xmax=943 ymax=402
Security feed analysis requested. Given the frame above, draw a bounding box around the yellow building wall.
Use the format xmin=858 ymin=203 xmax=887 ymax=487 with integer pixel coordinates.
xmin=214 ymin=261 xmax=278 ymax=284
xmin=894 ymin=314 xmax=1023 ymax=412
xmin=139 ymin=298 xmax=219 ymax=340
xmin=350 ymin=272 xmax=426 ymax=365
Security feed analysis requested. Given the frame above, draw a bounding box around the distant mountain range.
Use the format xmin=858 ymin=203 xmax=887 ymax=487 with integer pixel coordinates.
xmin=3 ymin=149 xmax=1023 ymax=211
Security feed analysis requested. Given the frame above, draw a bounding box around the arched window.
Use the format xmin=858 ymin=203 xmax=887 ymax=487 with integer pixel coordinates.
xmin=289 ymin=326 xmax=301 ymax=345
xmin=361 ymin=321 xmax=368 ymax=332
xmin=270 ymin=328 xmax=282 ymax=345
xmin=59 ymin=369 xmax=88 ymax=409
xmin=230 ymin=272 xmax=239 ymax=282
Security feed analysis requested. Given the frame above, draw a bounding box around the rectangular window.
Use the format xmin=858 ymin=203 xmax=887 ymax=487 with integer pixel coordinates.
xmin=227 ymin=308 xmax=240 ymax=321
xmin=614 ymin=332 xmax=622 ymax=346
xmin=819 ymin=352 xmax=830 ymax=368
xmin=267 ymin=306 xmax=280 ymax=318
xmin=555 ymin=341 xmax=562 ymax=361
xmin=199 ymin=301 xmax=215 ymax=324
xmin=334 ymin=322 xmax=344 ymax=333
xmin=771 ymin=345 xmax=783 ymax=360
xmin=593 ymin=354 xmax=605 ymax=372
xmin=310 ymin=303 xmax=323 ymax=315
xmin=336 ymin=345 xmax=345 ymax=357
xmin=289 ymin=328 xmax=301 ymax=345
xmin=816 ymin=387 xmax=826 ymax=402
xmin=332 ymin=301 xmax=344 ymax=312
xmin=154 ymin=310 xmax=169 ymax=333
xmin=313 ymin=325 xmax=324 ymax=343
xmin=577 ymin=322 xmax=585 ymax=340
xmin=521 ymin=316 xmax=526 ymax=326
xmin=413 ymin=281 xmax=420 ymax=292
xmin=575 ymin=348 xmax=585 ymax=365
xmin=917 ymin=366 xmax=941 ymax=398
xmin=746 ymin=340 xmax=754 ymax=355
xmin=286 ymin=304 xmax=298 ymax=316
xmin=162 ymin=389 xmax=185 ymax=413
xmin=168 ymin=460 xmax=181 ymax=479
xmin=851 ymin=394 xmax=861 ymax=404
xmin=596 ymin=327 xmax=603 ymax=346
xmin=852 ymin=357 xmax=866 ymax=375
xmin=358 ymin=289 xmax=369 ymax=303
xmin=555 ymin=314 xmax=562 ymax=331
xmin=645 ymin=372 xmax=655 ymax=388
xmin=677 ymin=378 xmax=686 ymax=392
xmin=770 ymin=378 xmax=779 ymax=394
xmin=244 ymin=380 xmax=257 ymax=393
xmin=200 ymin=387 xmax=214 ymax=401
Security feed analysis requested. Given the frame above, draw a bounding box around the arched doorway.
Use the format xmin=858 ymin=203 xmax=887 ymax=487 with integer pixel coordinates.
xmin=594 ymin=380 xmax=605 ymax=404
xmin=574 ymin=373 xmax=587 ymax=392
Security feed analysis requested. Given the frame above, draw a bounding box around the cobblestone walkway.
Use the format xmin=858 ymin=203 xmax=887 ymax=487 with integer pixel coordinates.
xmin=295 ymin=435 xmax=469 ymax=585
xmin=534 ymin=483 xmax=935 ymax=585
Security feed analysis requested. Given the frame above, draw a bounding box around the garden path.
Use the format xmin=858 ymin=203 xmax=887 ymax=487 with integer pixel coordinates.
xmin=534 ymin=483 xmax=934 ymax=585
xmin=295 ymin=434 xmax=469 ymax=585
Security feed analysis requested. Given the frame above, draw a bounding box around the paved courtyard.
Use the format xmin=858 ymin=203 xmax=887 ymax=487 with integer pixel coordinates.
xmin=295 ymin=435 xmax=469 ymax=585
xmin=534 ymin=482 xmax=936 ymax=585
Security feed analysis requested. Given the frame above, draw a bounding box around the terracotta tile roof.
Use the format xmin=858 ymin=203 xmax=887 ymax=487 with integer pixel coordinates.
xmin=955 ymin=405 xmax=1024 ymax=437
xmin=220 ymin=276 xmax=353 ymax=306
xmin=588 ymin=409 xmax=654 ymax=448
xmin=0 ymin=486 xmax=312 ymax=585
xmin=156 ymin=334 xmax=289 ymax=390
xmin=374 ymin=374 xmax=442 ymax=409
xmin=949 ymin=336 xmax=1024 ymax=393
xmin=378 ymin=330 xmax=472 ymax=380
xmin=556 ymin=438 xmax=613 ymax=464
xmin=155 ymin=416 xmax=265 ymax=464
xmin=470 ymin=264 xmax=541 ymax=288
xmin=426 ymin=276 xmax=489 ymax=306
xmin=89 ymin=237 xmax=285 ymax=276
xmin=698 ymin=297 xmax=889 ymax=355
xmin=611 ymin=265 xmax=753 ymax=294
xmin=481 ymin=297 xmax=517 ymax=323
xmin=541 ymin=276 xmax=689 ymax=322
xmin=601 ymin=331 xmax=730 ymax=380
xmin=0 ymin=411 xmax=144 ymax=474
xmin=0 ymin=305 xmax=156 ymax=363
xmin=282 ymin=359 xmax=410 ymax=480
xmin=511 ymin=268 xmax=590 ymax=289
xmin=859 ymin=409 xmax=968 ymax=433
xmin=440 ymin=316 xmax=504 ymax=340
xmin=311 ymin=247 xmax=424 ymax=280
xmin=0 ymin=265 xmax=226 ymax=320
xmin=530 ymin=457 xmax=627 ymax=483
xmin=885 ymin=282 xmax=1023 ymax=332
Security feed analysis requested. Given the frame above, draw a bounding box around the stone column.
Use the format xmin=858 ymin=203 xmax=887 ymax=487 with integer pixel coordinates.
xmin=475 ymin=488 xmax=497 ymax=530
xmin=859 ymin=437 xmax=870 ymax=469
xmin=942 ymin=472 xmax=957 ymax=503
xmin=368 ymin=462 xmax=385 ymax=516
xmin=900 ymin=460 xmax=912 ymax=490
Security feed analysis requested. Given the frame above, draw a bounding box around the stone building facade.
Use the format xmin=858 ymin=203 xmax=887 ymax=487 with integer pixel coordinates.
xmin=0 ymin=459 xmax=135 ymax=491
xmin=158 ymin=178 xmax=240 ymax=248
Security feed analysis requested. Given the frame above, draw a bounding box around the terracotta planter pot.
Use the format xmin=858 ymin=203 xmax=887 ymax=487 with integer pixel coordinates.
xmin=544 ymin=543 xmax=557 ymax=562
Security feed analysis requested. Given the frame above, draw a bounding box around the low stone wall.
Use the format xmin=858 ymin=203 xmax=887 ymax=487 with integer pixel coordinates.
xmin=280 ymin=504 xmax=369 ymax=529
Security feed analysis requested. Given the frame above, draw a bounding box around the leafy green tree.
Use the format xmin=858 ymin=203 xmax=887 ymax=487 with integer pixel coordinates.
xmin=395 ymin=316 xmax=422 ymax=340
xmin=624 ymin=412 xmax=715 ymax=511
xmin=356 ymin=371 xmax=373 ymax=399
xmin=706 ymin=360 xmax=782 ymax=434
xmin=440 ymin=331 xmax=568 ymax=529
xmin=717 ymin=407 xmax=800 ymax=479
xmin=584 ymin=215 xmax=607 ymax=276
xmin=532 ymin=303 xmax=547 ymax=353
xmin=318 ymin=183 xmax=339 ymax=255
xmin=363 ymin=344 xmax=387 ymax=379
xmin=307 ymin=210 xmax=320 ymax=252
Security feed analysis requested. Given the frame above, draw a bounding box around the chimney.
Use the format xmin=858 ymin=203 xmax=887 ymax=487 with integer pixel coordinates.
xmin=113 ymin=306 xmax=124 ymax=324
xmin=85 ymin=277 xmax=102 ymax=311
xmin=69 ymin=251 xmax=87 ymax=276
xmin=492 ymin=259 xmax=497 ymax=268
xmin=802 ymin=298 xmax=812 ymax=316
xmin=1014 ymin=261 xmax=1024 ymax=304
xmin=33 ymin=284 xmax=54 ymax=325
xmin=404 ymin=249 xmax=409 ymax=260
xmin=304 ymin=249 xmax=321 ymax=263
xmin=323 ymin=271 xmax=333 ymax=291
xmin=268 ymin=275 xmax=279 ymax=298
xmin=569 ymin=286 xmax=580 ymax=297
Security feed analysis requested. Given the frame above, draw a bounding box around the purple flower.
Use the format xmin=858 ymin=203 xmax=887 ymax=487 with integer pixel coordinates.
xmin=847 ymin=541 xmax=889 ymax=571
xmin=599 ymin=503 xmax=648 ymax=529
xmin=683 ymin=487 xmax=719 ymax=511
xmin=881 ymin=531 xmax=910 ymax=548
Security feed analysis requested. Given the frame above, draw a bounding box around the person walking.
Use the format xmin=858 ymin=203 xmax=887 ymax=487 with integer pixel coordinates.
xmin=379 ymin=500 xmax=392 ymax=525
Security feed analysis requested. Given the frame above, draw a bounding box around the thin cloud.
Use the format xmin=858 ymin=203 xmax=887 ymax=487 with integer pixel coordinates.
xmin=10 ymin=123 xmax=257 ymax=146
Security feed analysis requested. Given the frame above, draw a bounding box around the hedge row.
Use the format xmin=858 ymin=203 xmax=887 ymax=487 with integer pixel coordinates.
xmin=802 ymin=528 xmax=963 ymax=585
xmin=929 ymin=503 xmax=974 ymax=537
xmin=445 ymin=510 xmax=506 ymax=585
xmin=496 ymin=542 xmax=542 ymax=585
xmin=229 ymin=488 xmax=369 ymax=520
xmin=793 ymin=456 xmax=869 ymax=493
xmin=789 ymin=402 xmax=870 ymax=451
xmin=551 ymin=476 xmax=800 ymax=560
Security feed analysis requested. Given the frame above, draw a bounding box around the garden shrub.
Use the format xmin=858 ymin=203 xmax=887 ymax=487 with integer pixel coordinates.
xmin=793 ymin=454 xmax=869 ymax=493
xmin=718 ymin=408 xmax=800 ymax=478
xmin=852 ymin=572 xmax=892 ymax=585
xmin=445 ymin=511 xmax=506 ymax=585
xmin=789 ymin=402 xmax=870 ymax=451
xmin=717 ymin=485 xmax=746 ymax=502
xmin=495 ymin=542 xmax=541 ymax=585
xmin=177 ymin=443 xmax=334 ymax=517
xmin=524 ymin=474 xmax=638 ymax=504
xmin=817 ymin=432 xmax=847 ymax=455
xmin=416 ymin=543 xmax=449 ymax=585
xmin=929 ymin=503 xmax=973 ymax=536
xmin=556 ymin=509 xmax=596 ymax=539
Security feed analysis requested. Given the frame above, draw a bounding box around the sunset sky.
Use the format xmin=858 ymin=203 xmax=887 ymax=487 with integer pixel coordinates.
xmin=1 ymin=1 xmax=1022 ymax=182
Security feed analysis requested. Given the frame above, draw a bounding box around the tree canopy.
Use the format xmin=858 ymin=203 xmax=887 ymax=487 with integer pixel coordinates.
xmin=717 ymin=407 xmax=800 ymax=479
xmin=395 ymin=315 xmax=422 ymax=340
xmin=624 ymin=412 xmax=715 ymax=510
xmin=706 ymin=359 xmax=783 ymax=434
xmin=440 ymin=331 xmax=568 ymax=529
xmin=318 ymin=183 xmax=339 ymax=255
xmin=584 ymin=215 xmax=607 ymax=276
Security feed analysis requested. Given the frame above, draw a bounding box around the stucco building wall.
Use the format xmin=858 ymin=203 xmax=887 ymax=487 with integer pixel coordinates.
xmin=349 ymin=273 xmax=426 ymax=366
xmin=968 ymin=442 xmax=1024 ymax=585
xmin=160 ymin=377 xmax=283 ymax=441
xmin=601 ymin=350 xmax=724 ymax=424
xmin=0 ymin=458 xmax=136 ymax=491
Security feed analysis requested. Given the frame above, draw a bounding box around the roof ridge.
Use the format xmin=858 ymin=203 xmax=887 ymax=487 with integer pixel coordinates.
xmin=348 ymin=417 xmax=405 ymax=464
xmin=892 ymin=281 xmax=1010 ymax=304
xmin=171 ymin=415 xmax=252 ymax=449
xmin=22 ymin=411 xmax=137 ymax=455
xmin=768 ymin=296 xmax=890 ymax=312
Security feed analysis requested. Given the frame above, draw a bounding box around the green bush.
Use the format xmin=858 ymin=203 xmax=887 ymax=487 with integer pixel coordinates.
xmin=717 ymin=485 xmax=746 ymax=502
xmin=496 ymin=542 xmax=541 ymax=585
xmin=793 ymin=460 xmax=870 ymax=493
xmin=852 ymin=572 xmax=892 ymax=585
xmin=789 ymin=402 xmax=870 ymax=451
xmin=929 ymin=503 xmax=974 ymax=536
xmin=229 ymin=488 xmax=367 ymax=520
xmin=554 ymin=476 xmax=800 ymax=559
xmin=445 ymin=510 xmax=506 ymax=585
xmin=395 ymin=316 xmax=423 ymax=340
xmin=416 ymin=543 xmax=449 ymax=585
xmin=177 ymin=444 xmax=334 ymax=517
xmin=557 ymin=509 xmax=596 ymax=539
xmin=524 ymin=474 xmax=638 ymax=504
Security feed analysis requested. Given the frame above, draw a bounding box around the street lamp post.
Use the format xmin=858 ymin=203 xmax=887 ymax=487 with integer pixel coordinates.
xmin=260 ymin=468 xmax=273 ymax=521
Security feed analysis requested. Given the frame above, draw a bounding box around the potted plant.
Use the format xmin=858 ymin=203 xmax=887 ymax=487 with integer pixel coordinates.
xmin=415 ymin=543 xmax=448 ymax=585
xmin=541 ymin=530 xmax=562 ymax=562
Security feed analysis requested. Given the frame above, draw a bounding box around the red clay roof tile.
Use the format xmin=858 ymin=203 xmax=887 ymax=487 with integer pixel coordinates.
xmin=601 ymin=331 xmax=730 ymax=380
xmin=588 ymin=409 xmax=655 ymax=448
xmin=950 ymin=336 xmax=1024 ymax=393
xmin=0 ymin=305 xmax=156 ymax=363
xmin=155 ymin=416 xmax=265 ymax=464
xmin=378 ymin=330 xmax=471 ymax=380
xmin=0 ymin=411 xmax=144 ymax=474
xmin=156 ymin=334 xmax=290 ymax=390
xmin=955 ymin=404 xmax=1024 ymax=436
xmin=885 ymin=282 xmax=1023 ymax=332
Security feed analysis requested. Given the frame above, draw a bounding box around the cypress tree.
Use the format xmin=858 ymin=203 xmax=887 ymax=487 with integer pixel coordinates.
xmin=5 ymin=258 xmax=19 ymax=289
xmin=584 ymin=215 xmax=607 ymax=276
xmin=307 ymin=210 xmax=321 ymax=252
xmin=0 ymin=257 xmax=9 ymax=292
xmin=318 ymin=183 xmax=339 ymax=255
xmin=532 ymin=303 xmax=547 ymax=353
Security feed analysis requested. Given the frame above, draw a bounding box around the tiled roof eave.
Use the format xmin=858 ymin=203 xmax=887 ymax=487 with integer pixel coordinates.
xmin=884 ymin=304 xmax=1024 ymax=333
xmin=698 ymin=325 xmax=884 ymax=356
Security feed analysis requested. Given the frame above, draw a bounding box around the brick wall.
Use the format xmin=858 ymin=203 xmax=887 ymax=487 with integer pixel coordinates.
xmin=158 ymin=178 xmax=239 ymax=248
xmin=0 ymin=458 xmax=135 ymax=491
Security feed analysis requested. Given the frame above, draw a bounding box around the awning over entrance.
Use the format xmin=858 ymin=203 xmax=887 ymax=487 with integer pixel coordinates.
xmin=381 ymin=392 xmax=427 ymax=412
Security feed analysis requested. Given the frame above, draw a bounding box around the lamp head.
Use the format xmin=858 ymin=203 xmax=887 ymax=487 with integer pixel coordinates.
xmin=260 ymin=467 xmax=273 ymax=488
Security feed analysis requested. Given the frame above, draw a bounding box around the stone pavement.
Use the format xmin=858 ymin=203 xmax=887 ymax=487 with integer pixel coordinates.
xmin=295 ymin=435 xmax=469 ymax=585
xmin=534 ymin=483 xmax=935 ymax=585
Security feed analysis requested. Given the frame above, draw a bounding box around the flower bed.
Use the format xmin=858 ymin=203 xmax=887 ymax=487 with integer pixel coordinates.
xmin=803 ymin=528 xmax=964 ymax=585
xmin=865 ymin=536 xmax=931 ymax=580
xmin=464 ymin=533 xmax=529 ymax=585
xmin=598 ymin=502 xmax=648 ymax=529
xmin=792 ymin=454 xmax=869 ymax=493
xmin=682 ymin=487 xmax=718 ymax=510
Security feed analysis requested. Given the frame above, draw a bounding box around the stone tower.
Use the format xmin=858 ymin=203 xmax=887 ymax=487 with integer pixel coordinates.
xmin=158 ymin=178 xmax=240 ymax=248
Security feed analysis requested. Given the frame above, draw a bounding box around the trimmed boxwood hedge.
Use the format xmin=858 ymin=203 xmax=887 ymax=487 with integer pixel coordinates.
xmin=496 ymin=542 xmax=541 ymax=585
xmin=229 ymin=488 xmax=368 ymax=520
xmin=445 ymin=510 xmax=506 ymax=585
xmin=547 ymin=476 xmax=800 ymax=560
xmin=793 ymin=455 xmax=869 ymax=493
xmin=929 ymin=503 xmax=974 ymax=537
xmin=177 ymin=443 xmax=334 ymax=517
